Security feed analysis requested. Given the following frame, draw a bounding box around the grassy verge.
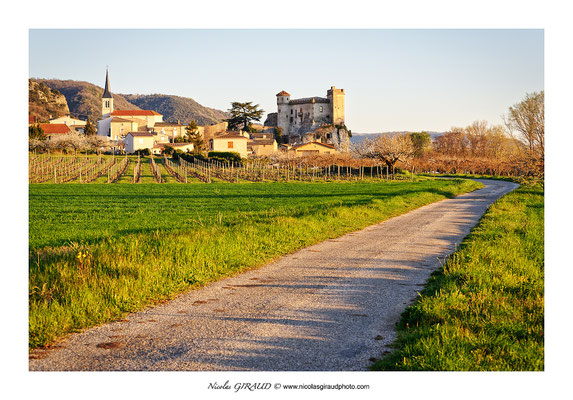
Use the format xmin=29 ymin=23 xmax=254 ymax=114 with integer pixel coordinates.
xmin=29 ymin=179 xmax=482 ymax=349
xmin=371 ymin=183 xmax=544 ymax=371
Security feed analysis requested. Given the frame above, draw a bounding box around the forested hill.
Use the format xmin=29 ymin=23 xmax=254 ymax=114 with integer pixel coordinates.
xmin=123 ymin=94 xmax=230 ymax=125
xmin=34 ymin=78 xmax=229 ymax=125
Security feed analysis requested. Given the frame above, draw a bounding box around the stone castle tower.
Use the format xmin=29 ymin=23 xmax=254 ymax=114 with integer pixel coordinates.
xmin=274 ymin=86 xmax=349 ymax=150
xmin=101 ymin=68 xmax=114 ymax=118
xmin=327 ymin=86 xmax=345 ymax=126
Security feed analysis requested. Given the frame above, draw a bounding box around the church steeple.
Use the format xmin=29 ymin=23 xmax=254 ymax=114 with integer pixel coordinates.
xmin=101 ymin=67 xmax=114 ymax=117
xmin=103 ymin=68 xmax=112 ymax=99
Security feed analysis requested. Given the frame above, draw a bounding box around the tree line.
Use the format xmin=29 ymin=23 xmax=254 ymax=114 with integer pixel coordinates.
xmin=353 ymin=91 xmax=544 ymax=180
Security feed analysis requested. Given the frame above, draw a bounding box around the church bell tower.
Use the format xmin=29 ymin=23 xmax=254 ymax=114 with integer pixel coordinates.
xmin=102 ymin=68 xmax=114 ymax=118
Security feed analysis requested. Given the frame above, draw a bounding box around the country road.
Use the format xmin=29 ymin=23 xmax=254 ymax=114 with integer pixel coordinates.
xmin=29 ymin=179 xmax=518 ymax=371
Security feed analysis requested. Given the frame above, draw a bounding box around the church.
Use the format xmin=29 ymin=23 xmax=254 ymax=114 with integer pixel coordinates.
xmin=96 ymin=69 xmax=172 ymax=141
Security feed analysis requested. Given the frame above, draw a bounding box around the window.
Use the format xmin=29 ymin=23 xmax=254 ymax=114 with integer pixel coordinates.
xmin=228 ymin=141 xmax=234 ymax=149
xmin=319 ymin=106 xmax=323 ymax=112
xmin=290 ymin=109 xmax=293 ymax=114
xmin=139 ymin=138 xmax=143 ymax=144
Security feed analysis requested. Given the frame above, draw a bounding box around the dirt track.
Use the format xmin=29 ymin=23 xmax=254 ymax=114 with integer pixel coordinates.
xmin=29 ymin=179 xmax=518 ymax=371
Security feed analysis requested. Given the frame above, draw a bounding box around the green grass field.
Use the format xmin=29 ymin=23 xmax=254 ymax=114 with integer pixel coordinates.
xmin=29 ymin=178 xmax=482 ymax=348
xmin=371 ymin=182 xmax=544 ymax=371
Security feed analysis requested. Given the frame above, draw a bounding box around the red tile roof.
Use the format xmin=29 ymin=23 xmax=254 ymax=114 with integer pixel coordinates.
xmin=39 ymin=123 xmax=71 ymax=135
xmin=111 ymin=110 xmax=161 ymax=116
xmin=276 ymin=90 xmax=290 ymax=96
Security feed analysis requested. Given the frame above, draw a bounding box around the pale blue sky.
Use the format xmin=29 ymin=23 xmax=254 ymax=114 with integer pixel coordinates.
xmin=29 ymin=29 xmax=543 ymax=133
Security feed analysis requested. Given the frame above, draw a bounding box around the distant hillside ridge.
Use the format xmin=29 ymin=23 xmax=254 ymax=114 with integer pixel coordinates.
xmin=351 ymin=131 xmax=444 ymax=143
xmin=123 ymin=94 xmax=230 ymax=125
xmin=28 ymin=79 xmax=70 ymax=122
xmin=35 ymin=78 xmax=140 ymax=124
xmin=33 ymin=78 xmax=230 ymax=126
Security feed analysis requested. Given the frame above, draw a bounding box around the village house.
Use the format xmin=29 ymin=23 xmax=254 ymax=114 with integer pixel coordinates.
xmin=290 ymin=141 xmax=338 ymax=156
xmin=248 ymin=132 xmax=278 ymax=157
xmin=106 ymin=117 xmax=147 ymax=140
xmin=124 ymin=131 xmax=194 ymax=154
xmin=152 ymin=122 xmax=188 ymax=141
xmin=49 ymin=115 xmax=87 ymax=127
xmin=210 ymin=131 xmax=250 ymax=158
xmin=98 ymin=110 xmax=163 ymax=140
xmin=124 ymin=132 xmax=156 ymax=154
xmin=38 ymin=123 xmax=73 ymax=140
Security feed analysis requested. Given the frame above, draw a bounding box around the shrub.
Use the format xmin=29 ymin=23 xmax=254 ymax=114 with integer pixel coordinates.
xmin=136 ymin=148 xmax=150 ymax=156
xmin=162 ymin=145 xmax=175 ymax=155
xmin=207 ymin=151 xmax=242 ymax=163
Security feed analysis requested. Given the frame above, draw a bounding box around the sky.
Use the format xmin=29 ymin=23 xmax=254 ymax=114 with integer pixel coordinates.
xmin=29 ymin=29 xmax=543 ymax=133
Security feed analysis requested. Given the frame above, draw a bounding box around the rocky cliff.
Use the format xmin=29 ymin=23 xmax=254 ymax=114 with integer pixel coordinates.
xmin=28 ymin=79 xmax=70 ymax=122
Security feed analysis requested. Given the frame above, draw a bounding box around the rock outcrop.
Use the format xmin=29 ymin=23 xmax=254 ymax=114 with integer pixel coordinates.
xmin=28 ymin=79 xmax=70 ymax=122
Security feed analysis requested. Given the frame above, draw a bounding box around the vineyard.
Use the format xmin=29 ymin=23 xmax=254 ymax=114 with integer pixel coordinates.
xmin=29 ymin=153 xmax=119 ymax=184
xmin=28 ymin=153 xmax=403 ymax=184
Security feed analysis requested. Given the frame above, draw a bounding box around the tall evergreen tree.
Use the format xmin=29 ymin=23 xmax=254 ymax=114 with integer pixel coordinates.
xmin=225 ymin=101 xmax=264 ymax=131
xmin=29 ymin=124 xmax=45 ymax=140
xmin=84 ymin=119 xmax=96 ymax=136
xmin=185 ymin=120 xmax=205 ymax=153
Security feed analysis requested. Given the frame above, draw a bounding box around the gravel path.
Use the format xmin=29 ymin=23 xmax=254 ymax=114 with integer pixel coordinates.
xmin=29 ymin=179 xmax=518 ymax=371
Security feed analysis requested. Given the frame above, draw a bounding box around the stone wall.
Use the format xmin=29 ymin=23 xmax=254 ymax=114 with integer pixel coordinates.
xmin=198 ymin=121 xmax=228 ymax=143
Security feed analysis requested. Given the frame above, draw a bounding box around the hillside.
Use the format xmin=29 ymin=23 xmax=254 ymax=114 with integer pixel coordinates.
xmin=28 ymin=79 xmax=70 ymax=122
xmin=35 ymin=79 xmax=140 ymax=123
xmin=123 ymin=94 xmax=230 ymax=125
xmin=34 ymin=78 xmax=230 ymax=126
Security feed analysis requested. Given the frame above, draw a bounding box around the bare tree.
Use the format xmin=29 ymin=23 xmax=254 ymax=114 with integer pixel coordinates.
xmin=433 ymin=127 xmax=468 ymax=157
xmin=353 ymin=133 xmax=414 ymax=176
xmin=465 ymin=120 xmax=489 ymax=157
xmin=504 ymin=91 xmax=544 ymax=178
xmin=45 ymin=133 xmax=112 ymax=154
